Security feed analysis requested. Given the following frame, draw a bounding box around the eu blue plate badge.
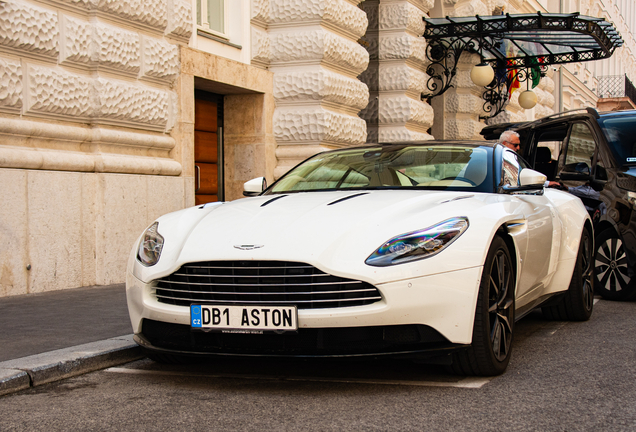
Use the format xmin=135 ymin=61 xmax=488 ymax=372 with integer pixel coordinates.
xmin=191 ymin=305 xmax=202 ymax=328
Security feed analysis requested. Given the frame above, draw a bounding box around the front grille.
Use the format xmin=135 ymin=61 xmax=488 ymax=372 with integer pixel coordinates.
xmin=154 ymin=261 xmax=382 ymax=309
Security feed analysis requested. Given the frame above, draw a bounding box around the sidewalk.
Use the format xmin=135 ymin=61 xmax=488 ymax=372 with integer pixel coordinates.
xmin=0 ymin=284 xmax=144 ymax=396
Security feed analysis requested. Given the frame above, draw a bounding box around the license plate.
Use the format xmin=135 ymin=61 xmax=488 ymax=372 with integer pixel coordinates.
xmin=190 ymin=305 xmax=298 ymax=333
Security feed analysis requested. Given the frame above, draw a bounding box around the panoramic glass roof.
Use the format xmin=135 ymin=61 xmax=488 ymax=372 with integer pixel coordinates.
xmin=423 ymin=13 xmax=623 ymax=69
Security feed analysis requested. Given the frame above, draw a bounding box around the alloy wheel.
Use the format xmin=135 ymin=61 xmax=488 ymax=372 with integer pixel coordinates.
xmin=488 ymin=249 xmax=514 ymax=362
xmin=581 ymin=232 xmax=594 ymax=311
xmin=595 ymin=236 xmax=631 ymax=293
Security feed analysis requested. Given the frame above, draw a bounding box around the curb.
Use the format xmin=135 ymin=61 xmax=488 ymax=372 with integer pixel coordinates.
xmin=0 ymin=335 xmax=144 ymax=397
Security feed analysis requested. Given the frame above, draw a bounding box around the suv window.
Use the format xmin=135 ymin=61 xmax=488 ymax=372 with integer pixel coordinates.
xmin=532 ymin=127 xmax=567 ymax=181
xmin=564 ymin=123 xmax=596 ymax=175
xmin=598 ymin=116 xmax=636 ymax=166
xmin=596 ymin=151 xmax=608 ymax=181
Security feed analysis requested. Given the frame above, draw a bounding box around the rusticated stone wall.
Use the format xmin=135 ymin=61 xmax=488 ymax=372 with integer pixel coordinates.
xmin=0 ymin=0 xmax=192 ymax=296
xmin=0 ymin=0 xmax=189 ymax=136
xmin=250 ymin=0 xmax=370 ymax=178
xmin=360 ymin=0 xmax=434 ymax=143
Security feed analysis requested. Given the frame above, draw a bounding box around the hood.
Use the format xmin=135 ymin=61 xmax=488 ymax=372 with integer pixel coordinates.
xmin=135 ymin=190 xmax=508 ymax=285
xmin=172 ymin=191 xmax=486 ymax=278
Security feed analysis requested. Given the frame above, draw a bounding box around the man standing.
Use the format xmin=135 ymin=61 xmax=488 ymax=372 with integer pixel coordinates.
xmin=499 ymin=130 xmax=521 ymax=152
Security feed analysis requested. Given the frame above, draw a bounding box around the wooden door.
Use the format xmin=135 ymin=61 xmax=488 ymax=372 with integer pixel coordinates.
xmin=194 ymin=98 xmax=220 ymax=205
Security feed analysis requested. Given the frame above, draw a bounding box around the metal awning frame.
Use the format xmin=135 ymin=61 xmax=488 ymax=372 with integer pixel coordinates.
xmin=422 ymin=12 xmax=624 ymax=119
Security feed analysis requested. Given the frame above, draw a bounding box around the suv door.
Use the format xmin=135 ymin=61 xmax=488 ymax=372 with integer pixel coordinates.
xmin=559 ymin=122 xmax=607 ymax=221
xmin=521 ymin=116 xmax=634 ymax=300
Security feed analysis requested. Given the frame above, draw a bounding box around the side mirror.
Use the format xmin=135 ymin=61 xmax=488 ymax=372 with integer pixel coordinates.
xmin=501 ymin=169 xmax=546 ymax=194
xmin=559 ymin=162 xmax=591 ymax=181
xmin=243 ymin=177 xmax=267 ymax=197
xmin=519 ymin=168 xmax=547 ymax=187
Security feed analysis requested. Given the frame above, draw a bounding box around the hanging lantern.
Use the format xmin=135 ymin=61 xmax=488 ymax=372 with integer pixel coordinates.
xmin=518 ymin=90 xmax=537 ymax=109
xmin=470 ymin=63 xmax=495 ymax=87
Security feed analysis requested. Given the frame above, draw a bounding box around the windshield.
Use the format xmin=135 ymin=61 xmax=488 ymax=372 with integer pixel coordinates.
xmin=598 ymin=116 xmax=636 ymax=166
xmin=266 ymin=145 xmax=494 ymax=194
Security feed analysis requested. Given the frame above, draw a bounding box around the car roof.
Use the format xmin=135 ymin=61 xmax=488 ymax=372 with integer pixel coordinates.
xmin=376 ymin=140 xmax=495 ymax=147
xmin=312 ymin=141 xmax=499 ymax=155
xmin=480 ymin=108 xmax=636 ymax=141
xmin=479 ymin=108 xmax=603 ymax=140
xmin=597 ymin=109 xmax=636 ymax=119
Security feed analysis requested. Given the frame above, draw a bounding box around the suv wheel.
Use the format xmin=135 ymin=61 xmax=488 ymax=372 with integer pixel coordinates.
xmin=594 ymin=228 xmax=634 ymax=300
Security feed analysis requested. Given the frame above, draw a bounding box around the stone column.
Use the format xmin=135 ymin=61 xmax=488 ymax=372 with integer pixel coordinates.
xmin=536 ymin=68 xmax=556 ymax=117
xmin=251 ymin=0 xmax=370 ymax=179
xmin=360 ymin=0 xmax=435 ymax=143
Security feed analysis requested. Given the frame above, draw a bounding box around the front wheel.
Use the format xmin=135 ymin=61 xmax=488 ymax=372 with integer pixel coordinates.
xmin=450 ymin=236 xmax=515 ymax=376
xmin=594 ymin=228 xmax=634 ymax=301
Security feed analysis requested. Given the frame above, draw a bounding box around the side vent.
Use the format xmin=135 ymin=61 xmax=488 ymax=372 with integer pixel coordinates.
xmin=505 ymin=220 xmax=527 ymax=235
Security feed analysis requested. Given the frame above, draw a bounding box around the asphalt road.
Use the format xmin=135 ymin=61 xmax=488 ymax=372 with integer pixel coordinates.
xmin=1 ymin=298 xmax=635 ymax=431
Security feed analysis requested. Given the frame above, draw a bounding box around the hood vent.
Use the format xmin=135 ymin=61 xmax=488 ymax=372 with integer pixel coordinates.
xmin=328 ymin=192 xmax=369 ymax=206
xmin=261 ymin=195 xmax=288 ymax=207
xmin=439 ymin=195 xmax=474 ymax=204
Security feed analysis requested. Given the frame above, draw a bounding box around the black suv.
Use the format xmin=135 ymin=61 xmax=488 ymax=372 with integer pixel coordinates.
xmin=482 ymin=108 xmax=636 ymax=300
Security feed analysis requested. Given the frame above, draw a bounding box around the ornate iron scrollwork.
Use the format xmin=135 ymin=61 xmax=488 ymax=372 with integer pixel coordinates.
xmin=480 ymin=70 xmax=509 ymax=120
xmin=422 ymin=38 xmax=478 ymax=101
xmin=422 ymin=13 xmax=623 ymax=120
xmin=422 ymin=34 xmax=549 ymax=120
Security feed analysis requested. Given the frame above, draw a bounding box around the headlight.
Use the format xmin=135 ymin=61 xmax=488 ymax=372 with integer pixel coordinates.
xmin=628 ymin=191 xmax=636 ymax=209
xmin=365 ymin=217 xmax=469 ymax=267
xmin=137 ymin=222 xmax=164 ymax=266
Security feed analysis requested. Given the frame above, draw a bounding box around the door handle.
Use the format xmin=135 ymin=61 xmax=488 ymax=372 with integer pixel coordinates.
xmin=195 ymin=165 xmax=201 ymax=192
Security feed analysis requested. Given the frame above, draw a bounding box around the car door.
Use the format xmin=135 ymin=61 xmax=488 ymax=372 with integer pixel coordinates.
xmin=525 ymin=124 xmax=568 ymax=182
xmin=558 ymin=122 xmax=607 ymax=219
xmin=525 ymin=120 xmax=610 ymax=223
xmin=502 ymin=150 xmax=559 ymax=300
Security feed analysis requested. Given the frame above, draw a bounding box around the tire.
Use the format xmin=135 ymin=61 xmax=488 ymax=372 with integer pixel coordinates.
xmin=542 ymin=228 xmax=594 ymax=321
xmin=594 ymin=228 xmax=635 ymax=301
xmin=449 ymin=236 xmax=515 ymax=376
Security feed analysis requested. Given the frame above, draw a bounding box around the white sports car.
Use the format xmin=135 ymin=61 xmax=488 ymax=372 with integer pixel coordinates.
xmin=126 ymin=142 xmax=594 ymax=376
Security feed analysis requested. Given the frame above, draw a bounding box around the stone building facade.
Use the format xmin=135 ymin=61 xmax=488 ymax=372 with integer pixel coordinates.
xmin=0 ymin=0 xmax=633 ymax=297
xmin=0 ymin=0 xmax=191 ymax=296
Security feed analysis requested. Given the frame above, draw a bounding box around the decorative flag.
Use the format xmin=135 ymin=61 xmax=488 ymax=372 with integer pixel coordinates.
xmin=507 ymin=68 xmax=521 ymax=96
xmin=530 ymin=56 xmax=543 ymax=89
xmin=506 ymin=42 xmax=521 ymax=97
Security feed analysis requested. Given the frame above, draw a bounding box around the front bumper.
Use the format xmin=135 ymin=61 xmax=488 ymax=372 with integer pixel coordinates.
xmin=126 ymin=265 xmax=483 ymax=356
xmin=134 ymin=320 xmax=469 ymax=359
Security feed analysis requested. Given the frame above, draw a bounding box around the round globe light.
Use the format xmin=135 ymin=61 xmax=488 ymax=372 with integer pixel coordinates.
xmin=518 ymin=90 xmax=538 ymax=109
xmin=470 ymin=63 xmax=495 ymax=87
